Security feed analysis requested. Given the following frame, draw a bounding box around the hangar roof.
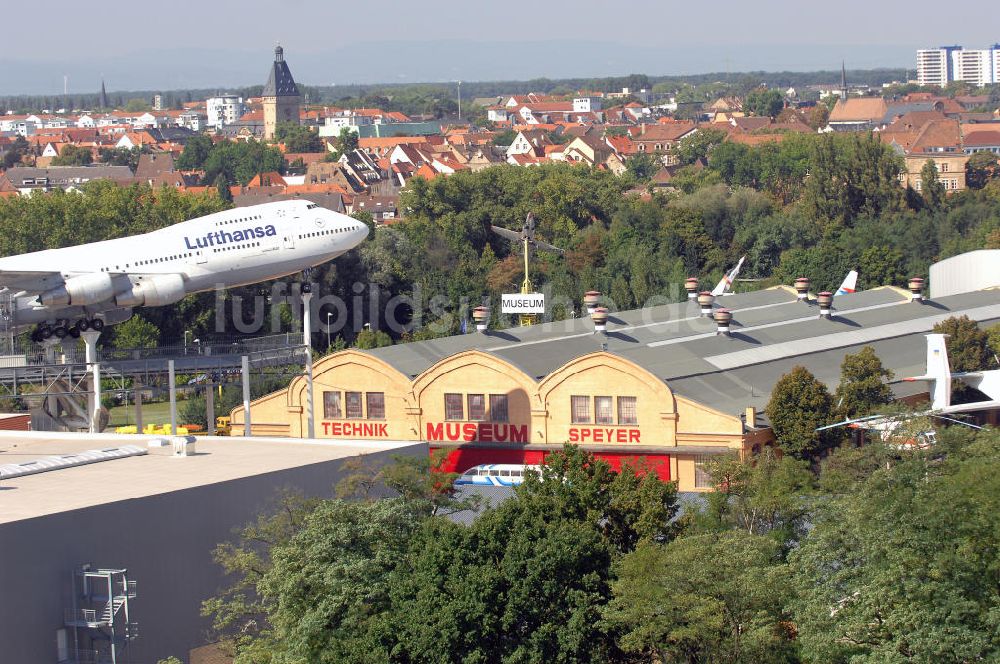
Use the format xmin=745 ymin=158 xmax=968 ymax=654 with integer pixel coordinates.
xmin=0 ymin=433 xmax=421 ymax=525
xmin=362 ymin=286 xmax=1000 ymax=419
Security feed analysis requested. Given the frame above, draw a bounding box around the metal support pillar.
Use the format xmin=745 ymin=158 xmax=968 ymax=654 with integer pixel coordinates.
xmin=302 ymin=290 xmax=315 ymax=438
xmin=41 ymin=338 xmax=60 ymax=364
xmin=134 ymin=382 xmax=144 ymax=433
xmin=205 ymin=380 xmax=215 ymax=435
xmin=81 ymin=330 xmax=101 ymax=433
xmin=168 ymin=360 xmax=177 ymax=435
xmin=242 ymin=355 xmax=251 ymax=437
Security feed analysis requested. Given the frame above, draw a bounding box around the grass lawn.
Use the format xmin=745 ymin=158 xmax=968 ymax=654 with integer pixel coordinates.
xmin=107 ymin=400 xmax=179 ymax=427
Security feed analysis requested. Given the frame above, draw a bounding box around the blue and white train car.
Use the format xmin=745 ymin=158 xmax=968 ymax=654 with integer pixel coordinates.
xmin=454 ymin=464 xmax=542 ymax=486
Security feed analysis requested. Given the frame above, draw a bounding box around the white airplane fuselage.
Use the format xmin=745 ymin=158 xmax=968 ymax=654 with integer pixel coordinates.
xmin=0 ymin=199 xmax=369 ymax=329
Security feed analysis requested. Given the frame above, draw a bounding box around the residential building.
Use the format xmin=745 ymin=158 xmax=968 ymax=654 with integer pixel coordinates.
xmin=1 ymin=166 xmax=135 ymax=194
xmin=206 ymin=95 xmax=245 ymax=128
xmin=917 ymin=44 xmax=1000 ymax=87
xmin=917 ymin=46 xmax=962 ymax=87
xmin=262 ymin=45 xmax=301 ymax=140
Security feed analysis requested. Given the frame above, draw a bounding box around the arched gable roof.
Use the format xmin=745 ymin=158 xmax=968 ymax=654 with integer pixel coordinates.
xmin=411 ymin=349 xmax=536 ymax=400
xmin=537 ymin=351 xmax=675 ymax=411
xmin=287 ymin=349 xmax=411 ymax=408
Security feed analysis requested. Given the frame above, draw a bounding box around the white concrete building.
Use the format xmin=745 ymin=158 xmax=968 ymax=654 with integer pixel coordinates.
xmin=917 ymin=44 xmax=1000 ymax=87
xmin=206 ymin=95 xmax=245 ymax=128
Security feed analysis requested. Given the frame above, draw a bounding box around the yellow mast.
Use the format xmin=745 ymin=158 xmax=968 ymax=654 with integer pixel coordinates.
xmin=519 ymin=235 xmax=537 ymax=327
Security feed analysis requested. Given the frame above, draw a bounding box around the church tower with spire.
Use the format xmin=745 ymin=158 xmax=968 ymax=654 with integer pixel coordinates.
xmin=99 ymin=77 xmax=109 ymax=109
xmin=262 ymin=44 xmax=301 ymax=140
xmin=840 ymin=61 xmax=848 ymax=100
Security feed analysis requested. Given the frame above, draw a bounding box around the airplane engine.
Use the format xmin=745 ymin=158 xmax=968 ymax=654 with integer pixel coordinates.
xmin=38 ymin=273 xmax=116 ymax=306
xmin=115 ymin=274 xmax=187 ymax=308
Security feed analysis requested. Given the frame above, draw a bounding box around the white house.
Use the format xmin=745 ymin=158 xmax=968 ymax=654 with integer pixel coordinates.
xmin=76 ymin=114 xmax=95 ymax=128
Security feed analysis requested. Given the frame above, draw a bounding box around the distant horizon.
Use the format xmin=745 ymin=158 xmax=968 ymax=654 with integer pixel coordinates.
xmin=0 ymin=39 xmax=925 ymax=97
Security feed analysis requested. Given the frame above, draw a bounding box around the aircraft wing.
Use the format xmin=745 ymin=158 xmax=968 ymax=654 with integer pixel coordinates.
xmin=532 ymin=239 xmax=566 ymax=255
xmin=489 ymin=225 xmax=524 ymax=243
xmin=954 ymin=370 xmax=1000 ymax=401
xmin=0 ymin=270 xmax=68 ymax=295
xmin=938 ymin=400 xmax=1000 ymax=415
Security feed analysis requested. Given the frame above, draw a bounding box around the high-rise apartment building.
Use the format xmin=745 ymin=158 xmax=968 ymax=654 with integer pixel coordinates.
xmin=917 ymin=44 xmax=1000 ymax=87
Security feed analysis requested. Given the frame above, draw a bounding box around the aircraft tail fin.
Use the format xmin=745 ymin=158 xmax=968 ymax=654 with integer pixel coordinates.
xmin=835 ymin=270 xmax=858 ymax=297
xmin=903 ymin=334 xmax=952 ymax=410
xmin=711 ymin=255 xmax=746 ymax=297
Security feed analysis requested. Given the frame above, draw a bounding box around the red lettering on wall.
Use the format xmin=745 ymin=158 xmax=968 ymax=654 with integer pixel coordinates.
xmin=422 ymin=422 xmax=529 ymax=443
xmin=321 ymin=421 xmax=390 ymax=438
xmin=567 ymin=427 xmax=641 ymax=444
xmin=509 ymin=425 xmax=528 ymax=443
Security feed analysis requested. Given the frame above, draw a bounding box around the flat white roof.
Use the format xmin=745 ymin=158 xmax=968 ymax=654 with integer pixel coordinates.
xmin=0 ymin=432 xmax=422 ymax=525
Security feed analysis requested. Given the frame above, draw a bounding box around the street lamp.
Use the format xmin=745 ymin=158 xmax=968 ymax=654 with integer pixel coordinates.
xmin=325 ymin=312 xmax=332 ymax=350
xmin=193 ymin=338 xmax=201 ymax=355
xmin=184 ymin=330 xmax=191 ymax=354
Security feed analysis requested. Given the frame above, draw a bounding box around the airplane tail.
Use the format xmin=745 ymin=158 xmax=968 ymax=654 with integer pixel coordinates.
xmin=902 ymin=334 xmax=952 ymax=410
xmin=711 ymin=255 xmax=746 ymax=297
xmin=835 ymin=270 xmax=858 ymax=297
xmin=952 ymin=370 xmax=1000 ymax=401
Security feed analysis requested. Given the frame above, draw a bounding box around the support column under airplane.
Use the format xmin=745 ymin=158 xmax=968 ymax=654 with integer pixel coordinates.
xmin=81 ymin=330 xmax=101 ymax=433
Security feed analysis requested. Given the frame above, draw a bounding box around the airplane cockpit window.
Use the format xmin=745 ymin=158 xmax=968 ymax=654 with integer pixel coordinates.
xmin=306 ymin=203 xmax=318 ymax=210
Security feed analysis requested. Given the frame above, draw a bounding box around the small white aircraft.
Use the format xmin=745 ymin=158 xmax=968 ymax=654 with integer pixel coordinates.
xmin=711 ymin=255 xmax=746 ymax=296
xmin=819 ymin=333 xmax=1000 ymax=443
xmin=835 ymin=270 xmax=858 ymax=297
xmin=0 ymin=199 xmax=369 ymax=341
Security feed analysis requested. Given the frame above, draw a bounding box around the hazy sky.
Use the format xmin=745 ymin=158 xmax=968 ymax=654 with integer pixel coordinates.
xmin=2 ymin=0 xmax=998 ymax=94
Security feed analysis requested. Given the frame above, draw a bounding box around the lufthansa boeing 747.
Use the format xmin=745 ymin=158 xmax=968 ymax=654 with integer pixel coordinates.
xmin=0 ymin=199 xmax=369 ymax=341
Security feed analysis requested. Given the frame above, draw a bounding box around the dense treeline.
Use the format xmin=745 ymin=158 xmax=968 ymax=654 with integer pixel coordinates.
xmin=202 ymin=428 xmax=1000 ymax=663
xmin=2 ymin=130 xmax=999 ymax=348
xmin=0 ymin=69 xmax=912 ymax=114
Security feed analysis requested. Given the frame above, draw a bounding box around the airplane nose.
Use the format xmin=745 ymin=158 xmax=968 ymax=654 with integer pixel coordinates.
xmin=357 ymin=223 xmax=370 ymax=242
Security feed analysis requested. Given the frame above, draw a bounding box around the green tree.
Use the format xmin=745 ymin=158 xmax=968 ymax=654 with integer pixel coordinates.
xmin=744 ymin=88 xmax=785 ymax=117
xmin=606 ymin=532 xmax=797 ymax=664
xmin=213 ymin=173 xmax=232 ymax=203
xmin=932 ymin=315 xmax=991 ymax=372
xmin=791 ymin=427 xmax=1000 ymax=663
xmin=966 ymin=151 xmax=999 ymax=189
xmin=51 ymin=144 xmax=93 ymax=166
xmin=695 ymin=449 xmax=814 ymax=551
xmin=326 ymin=127 xmax=359 ymax=161
xmin=765 ymin=365 xmax=837 ymax=460
xmin=921 ymin=158 xmax=946 ymax=209
xmin=201 ymin=140 xmax=285 ymax=186
xmin=676 ymin=127 xmax=729 ymax=165
xmin=112 ymin=315 xmax=159 ymax=348
xmin=859 ymin=244 xmax=906 ymax=289
xmin=834 ymin=346 xmax=894 ymax=420
xmin=625 ymin=151 xmax=659 ymax=181
xmin=124 ymin=98 xmax=150 ymax=112
xmin=274 ymin=122 xmax=324 ymax=153
xmin=97 ymin=146 xmax=148 ymax=171
xmin=353 ymin=328 xmax=393 ymax=349
xmin=176 ymin=134 xmax=214 ymax=170
xmin=2 ymin=136 xmax=30 ymax=169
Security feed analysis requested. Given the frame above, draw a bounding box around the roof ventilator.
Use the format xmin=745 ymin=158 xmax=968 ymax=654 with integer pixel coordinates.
xmin=697 ymin=291 xmax=715 ymax=317
xmin=472 ymin=305 xmax=489 ymax=333
xmin=908 ymin=277 xmax=925 ymax=303
xmin=713 ymin=308 xmax=733 ymax=336
xmin=685 ymin=277 xmax=699 ymax=301
xmin=816 ymin=291 xmax=833 ymax=318
xmin=591 ymin=306 xmax=609 ymax=334
xmin=794 ymin=277 xmax=810 ymax=302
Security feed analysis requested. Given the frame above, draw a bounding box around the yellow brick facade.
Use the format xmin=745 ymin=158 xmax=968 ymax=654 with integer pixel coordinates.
xmin=232 ymin=349 xmax=768 ymax=491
